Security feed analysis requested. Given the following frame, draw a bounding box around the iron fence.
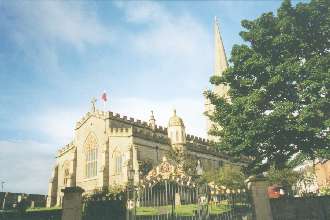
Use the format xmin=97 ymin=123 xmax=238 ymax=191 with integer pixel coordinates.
xmin=135 ymin=180 xmax=252 ymax=220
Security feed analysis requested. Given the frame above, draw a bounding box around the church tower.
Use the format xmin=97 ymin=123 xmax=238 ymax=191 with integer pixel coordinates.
xmin=205 ymin=17 xmax=229 ymax=141
xmin=168 ymin=109 xmax=186 ymax=150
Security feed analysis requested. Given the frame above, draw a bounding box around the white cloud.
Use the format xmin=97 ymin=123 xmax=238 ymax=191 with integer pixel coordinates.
xmin=133 ymin=19 xmax=209 ymax=60
xmin=115 ymin=1 xmax=169 ymax=24
xmin=0 ymin=105 xmax=86 ymax=194
xmin=7 ymin=1 xmax=112 ymax=50
xmin=119 ymin=2 xmax=212 ymax=61
xmin=0 ymin=140 xmax=55 ymax=194
xmin=115 ymin=1 xmax=213 ymax=94
xmin=21 ymin=107 xmax=85 ymax=145
xmin=1 ymin=1 xmax=113 ymax=84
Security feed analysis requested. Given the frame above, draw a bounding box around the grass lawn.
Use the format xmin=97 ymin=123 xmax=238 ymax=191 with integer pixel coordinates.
xmin=209 ymin=204 xmax=231 ymax=215
xmin=0 ymin=207 xmax=61 ymax=213
xmin=26 ymin=206 xmax=62 ymax=212
xmin=136 ymin=206 xmax=161 ymax=216
xmin=136 ymin=204 xmax=231 ymax=216
xmin=175 ymin=204 xmax=197 ymax=216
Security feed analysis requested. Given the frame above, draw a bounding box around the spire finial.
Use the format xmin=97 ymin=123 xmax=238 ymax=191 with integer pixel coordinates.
xmin=214 ymin=16 xmax=228 ymax=76
xmin=91 ymin=97 xmax=97 ymax=112
xmin=149 ymin=110 xmax=156 ymax=129
xmin=150 ymin=110 xmax=155 ymax=120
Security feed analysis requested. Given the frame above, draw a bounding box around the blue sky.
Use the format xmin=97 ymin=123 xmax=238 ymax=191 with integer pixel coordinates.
xmin=0 ymin=0 xmax=303 ymax=194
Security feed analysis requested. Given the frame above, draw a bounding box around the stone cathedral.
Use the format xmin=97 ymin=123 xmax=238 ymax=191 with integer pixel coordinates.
xmin=46 ymin=19 xmax=240 ymax=207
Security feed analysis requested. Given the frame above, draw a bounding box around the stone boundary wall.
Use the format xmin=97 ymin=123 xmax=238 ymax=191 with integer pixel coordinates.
xmin=270 ymin=195 xmax=330 ymax=220
xmin=0 ymin=192 xmax=46 ymax=210
xmin=0 ymin=209 xmax=62 ymax=220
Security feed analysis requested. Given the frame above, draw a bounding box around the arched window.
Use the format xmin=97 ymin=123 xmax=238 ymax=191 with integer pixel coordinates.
xmin=62 ymin=161 xmax=70 ymax=186
xmin=63 ymin=168 xmax=70 ymax=186
xmin=84 ymin=133 xmax=98 ymax=178
xmin=176 ymin=131 xmax=179 ymax=142
xmin=112 ymin=148 xmax=123 ymax=175
xmin=115 ymin=155 xmax=123 ymax=174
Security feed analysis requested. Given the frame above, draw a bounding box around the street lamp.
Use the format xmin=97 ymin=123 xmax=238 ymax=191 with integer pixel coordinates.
xmin=195 ymin=161 xmax=209 ymax=219
xmin=1 ymin=181 xmax=5 ymax=192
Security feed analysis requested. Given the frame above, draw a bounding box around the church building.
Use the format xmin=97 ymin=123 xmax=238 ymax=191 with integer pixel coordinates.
xmin=46 ymin=19 xmax=241 ymax=207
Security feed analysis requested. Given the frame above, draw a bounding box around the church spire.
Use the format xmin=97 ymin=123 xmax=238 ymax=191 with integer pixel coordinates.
xmin=214 ymin=16 xmax=228 ymax=77
xmin=205 ymin=17 xmax=229 ymax=141
xmin=213 ymin=17 xmax=229 ymax=98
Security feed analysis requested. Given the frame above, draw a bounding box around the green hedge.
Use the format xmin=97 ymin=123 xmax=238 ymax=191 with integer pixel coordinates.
xmin=83 ymin=199 xmax=126 ymax=220
xmin=0 ymin=209 xmax=62 ymax=220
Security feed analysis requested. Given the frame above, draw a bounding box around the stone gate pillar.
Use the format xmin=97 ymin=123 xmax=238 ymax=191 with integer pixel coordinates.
xmin=247 ymin=176 xmax=273 ymax=220
xmin=61 ymin=187 xmax=85 ymax=220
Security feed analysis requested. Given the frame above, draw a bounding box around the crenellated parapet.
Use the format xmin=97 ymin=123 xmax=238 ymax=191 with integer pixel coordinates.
xmin=185 ymin=141 xmax=228 ymax=159
xmin=132 ymin=127 xmax=170 ymax=144
xmin=75 ymin=110 xmax=168 ymax=135
xmin=154 ymin=125 xmax=168 ymax=134
xmin=57 ymin=142 xmax=75 ymax=157
xmin=186 ymin=134 xmax=213 ymax=145
xmin=185 ymin=134 xmax=224 ymax=157
xmin=109 ymin=127 xmax=133 ymax=136
xmin=109 ymin=126 xmax=170 ymax=144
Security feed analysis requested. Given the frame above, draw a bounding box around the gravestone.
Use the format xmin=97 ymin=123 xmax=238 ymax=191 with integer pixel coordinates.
xmin=175 ymin=193 xmax=181 ymax=206
xmin=30 ymin=201 xmax=35 ymax=209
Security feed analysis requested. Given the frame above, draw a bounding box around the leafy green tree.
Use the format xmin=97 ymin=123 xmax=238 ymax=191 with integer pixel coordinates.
xmin=267 ymin=166 xmax=319 ymax=196
xmin=138 ymin=159 xmax=153 ymax=177
xmin=203 ymin=165 xmax=246 ymax=189
xmin=267 ymin=166 xmax=301 ymax=187
xmin=320 ymin=185 xmax=330 ymax=195
xmin=165 ymin=148 xmax=198 ymax=176
xmin=206 ymin=0 xmax=330 ymax=174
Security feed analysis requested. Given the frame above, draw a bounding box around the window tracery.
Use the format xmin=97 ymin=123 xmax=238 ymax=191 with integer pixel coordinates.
xmin=84 ymin=133 xmax=98 ymax=178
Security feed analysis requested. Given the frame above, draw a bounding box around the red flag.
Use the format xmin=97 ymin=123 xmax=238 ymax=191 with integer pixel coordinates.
xmin=101 ymin=91 xmax=107 ymax=102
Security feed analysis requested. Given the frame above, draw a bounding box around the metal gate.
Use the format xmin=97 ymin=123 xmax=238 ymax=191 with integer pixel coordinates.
xmin=131 ymin=158 xmax=253 ymax=220
xmin=137 ymin=180 xmax=197 ymax=215
xmin=135 ymin=180 xmax=253 ymax=220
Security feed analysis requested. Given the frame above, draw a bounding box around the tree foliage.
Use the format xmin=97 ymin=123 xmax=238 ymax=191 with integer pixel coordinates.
xmin=206 ymin=0 xmax=330 ymax=174
xmin=267 ymin=166 xmax=301 ymax=187
xmin=320 ymin=185 xmax=330 ymax=195
xmin=87 ymin=185 xmax=126 ymax=201
xmin=203 ymin=165 xmax=246 ymax=189
xmin=138 ymin=159 xmax=153 ymax=177
xmin=166 ymin=147 xmax=198 ymax=177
